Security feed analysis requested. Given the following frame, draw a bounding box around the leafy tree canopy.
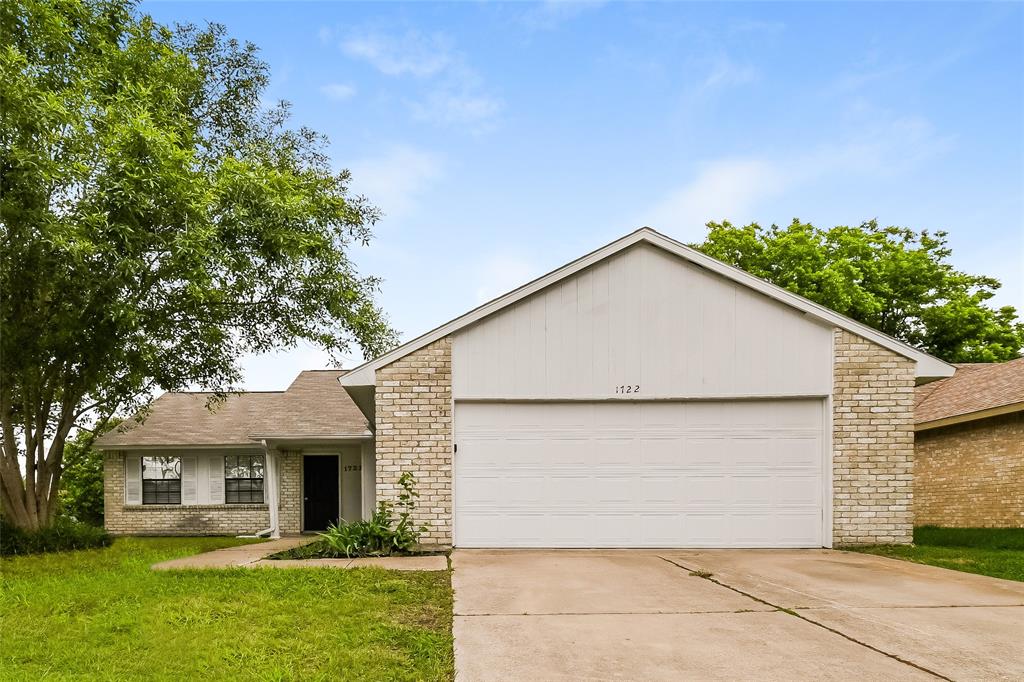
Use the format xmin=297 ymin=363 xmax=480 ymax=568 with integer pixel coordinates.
xmin=0 ymin=0 xmax=397 ymax=529
xmin=693 ymin=220 xmax=1023 ymax=363
xmin=58 ymin=419 xmax=121 ymax=526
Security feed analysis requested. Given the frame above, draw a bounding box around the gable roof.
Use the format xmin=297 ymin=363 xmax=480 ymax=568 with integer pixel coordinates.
xmin=341 ymin=227 xmax=955 ymax=387
xmin=915 ymin=357 xmax=1024 ymax=430
xmin=97 ymin=370 xmax=370 ymax=449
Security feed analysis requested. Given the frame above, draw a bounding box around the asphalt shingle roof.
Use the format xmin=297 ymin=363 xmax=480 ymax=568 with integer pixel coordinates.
xmin=97 ymin=370 xmax=368 ymax=448
xmin=915 ymin=357 xmax=1024 ymax=425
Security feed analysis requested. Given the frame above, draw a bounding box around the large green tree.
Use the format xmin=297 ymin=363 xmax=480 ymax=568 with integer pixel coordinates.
xmin=693 ymin=220 xmax=1023 ymax=363
xmin=0 ymin=0 xmax=397 ymax=530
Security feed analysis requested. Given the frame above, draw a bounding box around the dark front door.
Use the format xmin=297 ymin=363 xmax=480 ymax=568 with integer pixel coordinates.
xmin=303 ymin=455 xmax=339 ymax=531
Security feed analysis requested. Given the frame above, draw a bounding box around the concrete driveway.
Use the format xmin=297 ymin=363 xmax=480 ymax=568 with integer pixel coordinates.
xmin=452 ymin=549 xmax=1024 ymax=681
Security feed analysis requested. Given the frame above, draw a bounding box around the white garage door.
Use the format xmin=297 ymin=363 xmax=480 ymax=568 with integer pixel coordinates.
xmin=454 ymin=400 xmax=826 ymax=548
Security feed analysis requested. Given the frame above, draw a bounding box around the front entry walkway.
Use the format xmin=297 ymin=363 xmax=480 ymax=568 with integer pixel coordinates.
xmin=452 ymin=549 xmax=1024 ymax=681
xmin=151 ymin=537 xmax=448 ymax=571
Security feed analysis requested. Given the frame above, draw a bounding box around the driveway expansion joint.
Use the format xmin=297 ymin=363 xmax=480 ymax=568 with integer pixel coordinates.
xmin=657 ymin=555 xmax=952 ymax=682
xmin=455 ymin=609 xmax=767 ymax=617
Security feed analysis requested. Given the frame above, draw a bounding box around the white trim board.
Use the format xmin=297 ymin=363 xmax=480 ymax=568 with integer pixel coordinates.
xmin=341 ymin=227 xmax=954 ymax=387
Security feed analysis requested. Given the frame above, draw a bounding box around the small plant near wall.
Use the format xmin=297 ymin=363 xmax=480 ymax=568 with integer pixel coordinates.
xmin=273 ymin=472 xmax=430 ymax=559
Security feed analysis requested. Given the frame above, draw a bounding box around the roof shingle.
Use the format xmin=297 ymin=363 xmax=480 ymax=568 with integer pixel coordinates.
xmin=915 ymin=357 xmax=1024 ymax=425
xmin=97 ymin=370 xmax=368 ymax=448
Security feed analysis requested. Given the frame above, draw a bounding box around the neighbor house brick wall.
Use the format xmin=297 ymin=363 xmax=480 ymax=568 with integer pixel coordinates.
xmin=375 ymin=337 xmax=452 ymax=547
xmin=832 ymin=329 xmax=916 ymax=545
xmin=915 ymin=412 xmax=1023 ymax=528
xmin=103 ymin=453 xmax=270 ymax=535
xmin=277 ymin=450 xmax=302 ymax=535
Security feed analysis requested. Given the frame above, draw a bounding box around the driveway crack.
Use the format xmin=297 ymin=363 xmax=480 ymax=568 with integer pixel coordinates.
xmin=657 ymin=555 xmax=952 ymax=682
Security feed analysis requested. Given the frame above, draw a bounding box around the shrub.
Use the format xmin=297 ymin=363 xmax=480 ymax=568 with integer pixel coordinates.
xmin=1 ymin=516 xmax=113 ymax=556
xmin=273 ymin=472 xmax=428 ymax=559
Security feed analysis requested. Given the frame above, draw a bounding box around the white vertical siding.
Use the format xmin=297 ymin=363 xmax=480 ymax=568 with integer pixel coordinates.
xmin=341 ymin=447 xmax=362 ymax=522
xmin=452 ymin=244 xmax=833 ymax=399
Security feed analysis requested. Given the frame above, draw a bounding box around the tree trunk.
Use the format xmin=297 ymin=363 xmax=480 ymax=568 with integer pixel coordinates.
xmin=0 ymin=393 xmax=76 ymax=531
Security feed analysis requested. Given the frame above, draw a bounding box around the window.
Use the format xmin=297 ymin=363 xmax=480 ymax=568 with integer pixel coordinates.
xmin=225 ymin=455 xmax=264 ymax=504
xmin=142 ymin=456 xmax=181 ymax=504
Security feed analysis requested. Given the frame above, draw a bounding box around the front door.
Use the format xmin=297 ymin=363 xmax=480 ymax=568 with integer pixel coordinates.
xmin=303 ymin=455 xmax=339 ymax=531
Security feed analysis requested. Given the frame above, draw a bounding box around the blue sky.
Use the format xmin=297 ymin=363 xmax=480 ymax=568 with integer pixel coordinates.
xmin=143 ymin=1 xmax=1024 ymax=390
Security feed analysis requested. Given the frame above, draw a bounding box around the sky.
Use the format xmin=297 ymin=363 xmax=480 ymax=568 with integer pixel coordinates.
xmin=143 ymin=1 xmax=1024 ymax=391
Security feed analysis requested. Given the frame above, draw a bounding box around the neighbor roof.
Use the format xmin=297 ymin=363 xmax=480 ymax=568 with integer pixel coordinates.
xmin=341 ymin=227 xmax=955 ymax=387
xmin=915 ymin=357 xmax=1024 ymax=430
xmin=97 ymin=370 xmax=370 ymax=449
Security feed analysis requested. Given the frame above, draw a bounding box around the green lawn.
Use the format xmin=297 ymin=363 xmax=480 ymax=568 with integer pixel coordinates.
xmin=851 ymin=526 xmax=1024 ymax=582
xmin=0 ymin=537 xmax=453 ymax=681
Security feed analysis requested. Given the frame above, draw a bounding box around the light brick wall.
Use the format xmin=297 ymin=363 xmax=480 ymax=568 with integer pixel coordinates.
xmin=277 ymin=451 xmax=302 ymax=535
xmin=915 ymin=412 xmax=1023 ymax=528
xmin=103 ymin=453 xmax=270 ymax=535
xmin=832 ymin=329 xmax=916 ymax=545
xmin=374 ymin=337 xmax=452 ymax=547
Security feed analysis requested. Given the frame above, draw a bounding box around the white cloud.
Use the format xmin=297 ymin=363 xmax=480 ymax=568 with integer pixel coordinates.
xmin=702 ymin=54 xmax=758 ymax=90
xmin=412 ymin=91 xmax=503 ymax=133
xmin=643 ymin=159 xmax=787 ymax=239
xmin=348 ymin=145 xmax=444 ymax=220
xmin=319 ymin=83 xmax=356 ymax=101
xmin=521 ymin=0 xmax=606 ymax=31
xmin=339 ymin=28 xmax=502 ymax=132
xmin=238 ymin=343 xmax=335 ymax=391
xmin=317 ymin=25 xmax=334 ymax=46
xmin=642 ymin=110 xmax=955 ymax=239
xmin=342 ymin=31 xmax=452 ymax=78
xmin=473 ymin=254 xmax=540 ymax=304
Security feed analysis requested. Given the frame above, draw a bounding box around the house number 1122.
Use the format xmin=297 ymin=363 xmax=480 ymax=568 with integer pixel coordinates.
xmin=615 ymin=385 xmax=640 ymax=394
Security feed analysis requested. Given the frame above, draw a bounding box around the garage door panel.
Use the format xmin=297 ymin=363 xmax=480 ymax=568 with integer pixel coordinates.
xmin=731 ymin=438 xmax=774 ymax=466
xmin=777 ymin=437 xmax=820 ymax=466
xmin=454 ymin=400 xmax=825 ymax=548
xmin=639 ymin=438 xmax=683 ymax=465
xmin=686 ymin=438 xmax=729 ymax=466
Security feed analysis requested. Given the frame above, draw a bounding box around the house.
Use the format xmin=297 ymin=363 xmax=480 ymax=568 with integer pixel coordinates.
xmin=98 ymin=228 xmax=956 ymax=547
xmin=98 ymin=370 xmax=374 ymax=536
xmin=914 ymin=358 xmax=1023 ymax=528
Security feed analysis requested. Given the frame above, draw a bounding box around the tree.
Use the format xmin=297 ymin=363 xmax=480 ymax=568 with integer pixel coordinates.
xmin=693 ymin=220 xmax=1023 ymax=363
xmin=0 ymin=0 xmax=398 ymax=530
xmin=58 ymin=419 xmax=121 ymax=526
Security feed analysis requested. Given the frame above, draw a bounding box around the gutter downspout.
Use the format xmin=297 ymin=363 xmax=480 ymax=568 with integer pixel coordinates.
xmin=244 ymin=441 xmax=279 ymax=539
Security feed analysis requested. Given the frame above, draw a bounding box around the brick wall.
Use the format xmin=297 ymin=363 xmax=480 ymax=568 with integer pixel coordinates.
xmin=832 ymin=329 xmax=916 ymax=545
xmin=103 ymin=453 xmax=270 ymax=535
xmin=277 ymin=451 xmax=302 ymax=535
xmin=374 ymin=337 xmax=452 ymax=547
xmin=915 ymin=412 xmax=1023 ymax=528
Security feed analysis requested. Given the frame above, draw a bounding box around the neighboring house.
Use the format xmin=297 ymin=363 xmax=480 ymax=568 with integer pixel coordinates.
xmin=98 ymin=228 xmax=956 ymax=547
xmin=914 ymin=358 xmax=1024 ymax=528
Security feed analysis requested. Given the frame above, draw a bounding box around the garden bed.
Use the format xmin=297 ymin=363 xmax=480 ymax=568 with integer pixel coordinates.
xmin=267 ymin=538 xmax=447 ymax=561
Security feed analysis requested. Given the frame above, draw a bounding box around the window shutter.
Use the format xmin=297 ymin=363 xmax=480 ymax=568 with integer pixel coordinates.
xmin=208 ymin=455 xmax=225 ymax=504
xmin=124 ymin=456 xmax=142 ymax=505
xmin=181 ymin=456 xmax=198 ymax=504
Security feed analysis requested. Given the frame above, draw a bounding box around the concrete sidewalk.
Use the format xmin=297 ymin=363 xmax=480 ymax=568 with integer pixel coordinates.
xmin=151 ymin=537 xmax=312 ymax=569
xmin=151 ymin=537 xmax=448 ymax=571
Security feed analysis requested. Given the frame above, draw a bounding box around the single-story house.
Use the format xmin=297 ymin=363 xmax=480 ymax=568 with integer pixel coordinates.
xmin=98 ymin=227 xmax=956 ymax=547
xmin=914 ymin=357 xmax=1023 ymax=528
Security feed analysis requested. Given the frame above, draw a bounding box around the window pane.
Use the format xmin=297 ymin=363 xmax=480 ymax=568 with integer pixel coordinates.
xmin=142 ymin=456 xmax=180 ymax=480
xmin=143 ymin=479 xmax=181 ymax=504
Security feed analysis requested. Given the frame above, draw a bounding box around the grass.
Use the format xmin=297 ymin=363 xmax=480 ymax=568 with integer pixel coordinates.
xmin=0 ymin=537 xmax=454 ymax=681
xmin=850 ymin=526 xmax=1024 ymax=582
